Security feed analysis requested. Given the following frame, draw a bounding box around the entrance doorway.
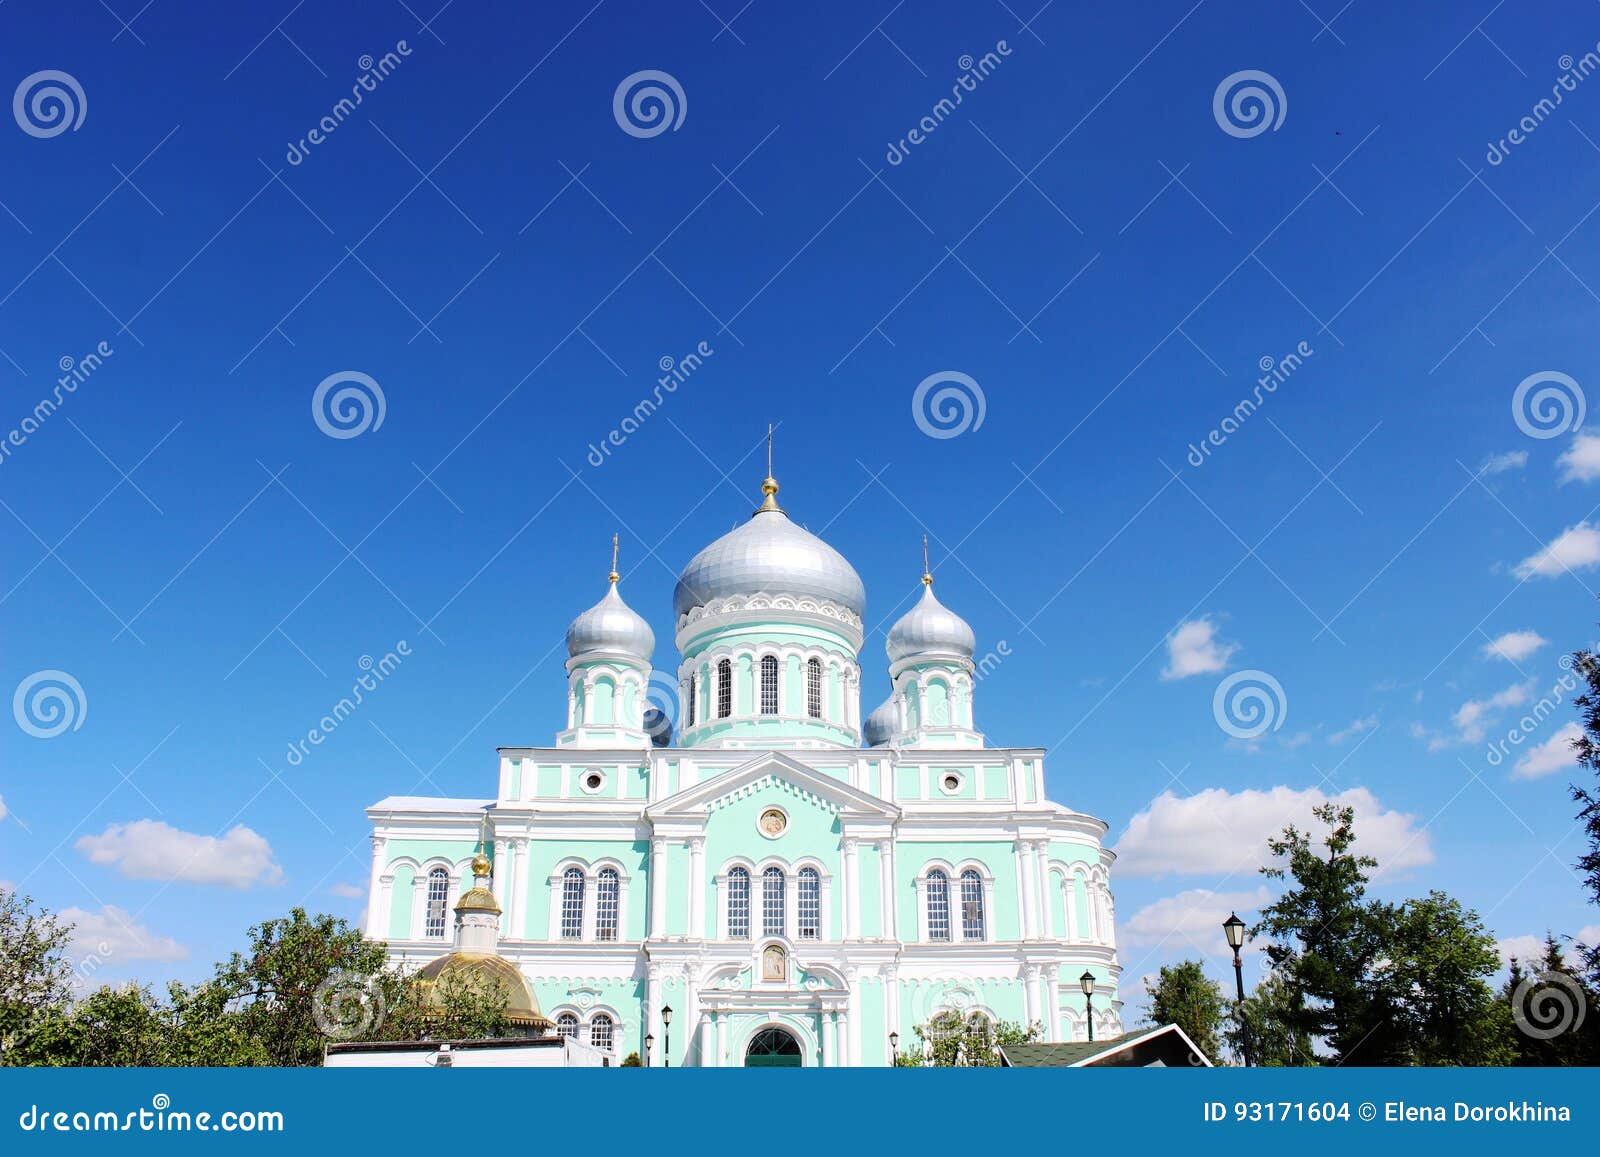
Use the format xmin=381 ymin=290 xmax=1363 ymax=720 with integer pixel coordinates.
xmin=744 ymin=1026 xmax=802 ymax=1067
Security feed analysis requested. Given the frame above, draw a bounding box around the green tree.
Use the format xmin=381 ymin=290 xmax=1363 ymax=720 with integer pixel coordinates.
xmin=1225 ymin=969 xmax=1314 ymax=1066
xmin=371 ymin=967 xmax=514 ymax=1043
xmin=0 ymin=888 xmax=75 ymax=1062
xmin=1569 ymin=645 xmax=1600 ymax=980
xmin=893 ymin=1011 xmax=1040 ymax=1066
xmin=1499 ymin=935 xmax=1600 ymax=1066
xmin=1143 ymin=961 xmax=1227 ymax=1064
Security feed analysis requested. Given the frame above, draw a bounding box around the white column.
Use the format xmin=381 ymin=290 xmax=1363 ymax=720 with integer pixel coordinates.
xmin=1040 ymin=967 xmax=1059 ymax=1041
xmin=511 ymin=838 xmax=530 ymax=939
xmin=822 ymin=1011 xmax=837 ymax=1067
xmin=845 ymin=969 xmax=861 ymax=1064
xmin=881 ymin=838 xmax=898 ymax=941
xmin=1022 ymin=964 xmax=1040 ymax=1027
xmin=841 ymin=838 xmax=859 ymax=939
xmin=366 ymin=835 xmax=387 ymax=937
xmin=699 ymin=1012 xmax=715 ymax=1068
xmin=682 ymin=963 xmax=700 ymax=1066
xmin=492 ymin=838 xmax=511 ymax=933
xmin=1033 ymin=840 xmax=1051 ymax=938
xmin=1017 ymin=841 xmax=1039 ymax=939
xmin=715 ymin=1009 xmax=729 ymax=1067
xmin=688 ymin=837 xmax=706 ymax=940
xmin=649 ymin=837 xmax=667 ymax=938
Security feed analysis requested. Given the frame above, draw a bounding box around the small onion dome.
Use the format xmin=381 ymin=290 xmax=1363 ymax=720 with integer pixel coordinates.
xmin=453 ymin=852 xmax=500 ymax=915
xmin=413 ymin=953 xmax=551 ymax=1031
xmin=644 ymin=706 xmax=672 ymax=747
xmin=887 ymin=582 xmax=976 ymax=664
xmin=863 ymin=697 xmax=897 ymax=746
xmin=566 ymin=581 xmax=654 ymax=661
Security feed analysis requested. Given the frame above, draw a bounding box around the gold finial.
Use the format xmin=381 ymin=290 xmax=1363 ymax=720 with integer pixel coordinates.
xmin=472 ymin=813 xmax=492 ymax=878
xmin=608 ymin=533 xmax=620 ymax=584
xmin=757 ymin=423 xmax=782 ymax=513
xmin=921 ymin=535 xmax=933 ymax=586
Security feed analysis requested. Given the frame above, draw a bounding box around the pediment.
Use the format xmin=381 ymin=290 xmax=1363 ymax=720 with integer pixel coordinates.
xmin=646 ymin=752 xmax=899 ymax=820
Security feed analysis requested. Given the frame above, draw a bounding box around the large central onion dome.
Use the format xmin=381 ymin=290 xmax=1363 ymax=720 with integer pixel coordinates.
xmin=673 ymin=476 xmax=865 ymax=620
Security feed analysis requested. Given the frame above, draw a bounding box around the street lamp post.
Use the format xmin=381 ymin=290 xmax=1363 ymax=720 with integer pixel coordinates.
xmin=661 ymin=1004 xmax=673 ymax=1069
xmin=888 ymin=1031 xmax=899 ymax=1066
xmin=644 ymin=1033 xmax=654 ymax=1068
xmin=1223 ymin=912 xmax=1252 ymax=1067
xmin=1078 ymin=970 xmax=1096 ymax=1043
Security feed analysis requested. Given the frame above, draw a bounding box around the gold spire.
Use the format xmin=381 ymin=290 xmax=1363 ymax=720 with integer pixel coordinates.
xmin=608 ymin=533 xmax=620 ymax=584
xmin=757 ymin=423 xmax=782 ymax=513
xmin=921 ymin=535 xmax=933 ymax=586
xmin=470 ymin=813 xmax=492 ymax=879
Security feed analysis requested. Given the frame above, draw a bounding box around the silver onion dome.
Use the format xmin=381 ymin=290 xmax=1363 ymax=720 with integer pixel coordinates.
xmin=566 ymin=581 xmax=655 ymax=661
xmin=886 ymin=581 xmax=975 ymax=664
xmin=673 ymin=476 xmax=865 ymax=619
xmin=863 ymin=696 xmax=897 ymax=746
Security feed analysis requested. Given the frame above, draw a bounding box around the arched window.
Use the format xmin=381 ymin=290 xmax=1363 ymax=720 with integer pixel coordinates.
xmin=424 ymin=867 xmax=450 ymax=938
xmin=555 ymin=1012 xmax=579 ymax=1039
xmin=806 ymin=658 xmax=823 ymax=718
xmin=727 ymin=866 xmax=750 ymax=939
xmin=926 ymin=869 xmax=951 ymax=941
xmin=686 ymin=677 xmax=696 ymax=727
xmin=717 ymin=659 xmax=732 ymax=718
xmin=560 ymin=867 xmax=585 ymax=939
xmin=589 ymin=1013 xmax=615 ymax=1052
xmin=797 ymin=866 xmax=820 ymax=939
xmin=960 ymin=869 xmax=985 ymax=940
xmin=760 ymin=654 xmax=779 ymax=715
xmin=595 ymin=867 xmax=619 ymax=941
xmin=762 ymin=866 xmax=785 ymax=936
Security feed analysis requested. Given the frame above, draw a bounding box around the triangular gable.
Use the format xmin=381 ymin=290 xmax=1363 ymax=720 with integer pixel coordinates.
xmin=646 ymin=751 xmax=899 ymax=820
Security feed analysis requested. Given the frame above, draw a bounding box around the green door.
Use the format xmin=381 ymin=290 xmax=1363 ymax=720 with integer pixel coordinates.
xmin=745 ymin=1026 xmax=803 ymax=1067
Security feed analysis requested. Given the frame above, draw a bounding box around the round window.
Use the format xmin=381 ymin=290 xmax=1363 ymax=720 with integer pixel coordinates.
xmin=757 ymin=807 xmax=788 ymax=838
xmin=940 ymin=772 xmax=963 ymax=795
xmin=581 ymin=769 xmax=606 ymax=794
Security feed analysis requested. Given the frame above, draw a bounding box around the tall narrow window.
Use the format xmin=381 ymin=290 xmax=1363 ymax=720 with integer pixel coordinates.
xmin=686 ymin=676 xmax=696 ymax=727
xmin=595 ymin=867 xmax=619 ymax=941
xmin=762 ymin=866 xmax=786 ymax=937
xmin=727 ymin=866 xmax=750 ymax=939
xmin=926 ymin=870 xmax=951 ymax=941
xmin=589 ymin=1013 xmax=615 ymax=1052
xmin=717 ymin=659 xmax=732 ymax=718
xmin=760 ymin=655 xmax=779 ymax=715
xmin=797 ymin=866 xmax=821 ymax=939
xmin=960 ymin=869 xmax=985 ymax=940
xmin=556 ymin=1012 xmax=579 ymax=1039
xmin=560 ymin=867 xmax=585 ymax=939
xmin=424 ymin=867 xmax=450 ymax=938
xmin=806 ymin=658 xmax=823 ymax=719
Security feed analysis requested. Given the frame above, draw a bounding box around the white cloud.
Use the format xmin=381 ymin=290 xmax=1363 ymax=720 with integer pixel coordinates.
xmin=1514 ymin=521 xmax=1600 ymax=579
xmin=1496 ymin=925 xmax=1600 ymax=969
xmin=1512 ymin=722 xmax=1583 ymax=780
xmin=1114 ymin=785 xmax=1434 ymax=879
xmin=1479 ymin=449 xmax=1528 ymax=476
xmin=1121 ymin=886 xmax=1272 ymax=956
xmin=1328 ymin=714 xmax=1379 ymax=745
xmin=1162 ymin=617 xmax=1237 ymax=680
xmin=1558 ymin=432 xmax=1600 ymax=483
xmin=76 ymin=820 xmax=282 ymax=889
xmin=1482 ymin=630 xmax=1548 ymax=663
xmin=1437 ymin=682 xmax=1532 ymax=748
xmin=59 ymin=905 xmax=188 ymax=962
xmin=328 ymin=882 xmax=364 ymax=899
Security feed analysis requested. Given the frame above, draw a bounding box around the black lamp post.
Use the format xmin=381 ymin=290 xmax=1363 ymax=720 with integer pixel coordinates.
xmin=1079 ymin=970 xmax=1096 ymax=1043
xmin=661 ymin=1004 xmax=673 ymax=1069
xmin=888 ymin=1030 xmax=899 ymax=1065
xmin=1223 ymin=912 xmax=1252 ymax=1067
xmin=643 ymin=1032 xmax=654 ymax=1067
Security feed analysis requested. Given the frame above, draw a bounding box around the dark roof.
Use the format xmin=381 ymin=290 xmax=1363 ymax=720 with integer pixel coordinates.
xmin=1001 ymin=1039 xmax=1126 ymax=1067
xmin=999 ymin=1025 xmax=1213 ymax=1068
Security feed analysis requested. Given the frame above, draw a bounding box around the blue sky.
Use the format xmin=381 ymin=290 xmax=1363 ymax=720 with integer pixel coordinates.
xmin=4 ymin=0 xmax=1600 ymax=1005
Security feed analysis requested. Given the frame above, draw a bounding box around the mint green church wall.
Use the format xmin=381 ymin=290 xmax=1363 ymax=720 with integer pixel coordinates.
xmin=667 ymin=840 xmax=690 ymax=936
xmin=858 ymin=977 xmax=886 ymax=1064
xmin=701 ymin=781 xmax=843 ymax=882
xmin=898 ymin=841 xmax=1020 ymax=939
xmin=388 ymin=865 xmax=414 ymax=937
xmin=858 ymin=842 xmax=883 ymax=937
xmin=519 ymin=838 xmax=649 ymax=938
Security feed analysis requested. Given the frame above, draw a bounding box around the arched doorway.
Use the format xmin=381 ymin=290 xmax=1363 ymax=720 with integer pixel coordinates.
xmin=744 ymin=1025 xmax=802 ymax=1067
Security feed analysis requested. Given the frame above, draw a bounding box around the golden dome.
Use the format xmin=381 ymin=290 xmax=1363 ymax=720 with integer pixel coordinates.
xmin=413 ymin=952 xmax=551 ymax=1030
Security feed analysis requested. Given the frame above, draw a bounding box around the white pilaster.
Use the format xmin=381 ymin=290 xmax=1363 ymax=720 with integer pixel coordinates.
xmin=649 ymin=837 xmax=667 ymax=938
xmin=511 ymin=837 xmax=530 ymax=939
xmin=366 ymin=835 xmax=387 ymax=937
xmin=688 ymin=836 xmax=706 ymax=940
xmin=841 ymin=838 xmax=859 ymax=939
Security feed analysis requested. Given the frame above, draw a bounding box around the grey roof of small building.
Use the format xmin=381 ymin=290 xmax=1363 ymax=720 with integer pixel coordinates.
xmin=1001 ymin=1039 xmax=1126 ymax=1067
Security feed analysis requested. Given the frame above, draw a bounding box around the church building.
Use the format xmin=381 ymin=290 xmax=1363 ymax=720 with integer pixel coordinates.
xmin=362 ymin=459 xmax=1122 ymax=1066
